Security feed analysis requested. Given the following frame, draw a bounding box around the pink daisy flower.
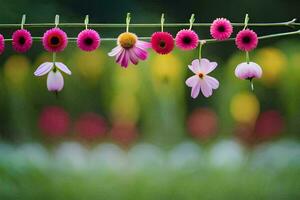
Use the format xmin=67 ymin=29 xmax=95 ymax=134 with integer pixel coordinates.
xmin=235 ymin=29 xmax=258 ymax=51
xmin=235 ymin=62 xmax=262 ymax=80
xmin=151 ymin=32 xmax=174 ymax=54
xmin=42 ymin=28 xmax=68 ymax=52
xmin=12 ymin=29 xmax=32 ymax=53
xmin=77 ymin=29 xmax=101 ymax=51
xmin=185 ymin=58 xmax=219 ymax=98
xmin=175 ymin=29 xmax=199 ymax=50
xmin=0 ymin=34 xmax=4 ymax=55
xmin=34 ymin=62 xmax=71 ymax=92
xmin=210 ymin=18 xmax=233 ymax=40
xmin=108 ymin=32 xmax=151 ymax=68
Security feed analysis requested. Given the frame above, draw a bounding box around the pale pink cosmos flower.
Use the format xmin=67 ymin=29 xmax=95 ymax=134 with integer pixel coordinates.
xmin=185 ymin=58 xmax=219 ymax=98
xmin=108 ymin=32 xmax=151 ymax=68
xmin=34 ymin=62 xmax=71 ymax=92
xmin=235 ymin=62 xmax=262 ymax=90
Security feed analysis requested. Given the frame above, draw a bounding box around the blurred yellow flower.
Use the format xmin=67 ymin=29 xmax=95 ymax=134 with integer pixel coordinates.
xmin=254 ymin=48 xmax=287 ymax=86
xmin=4 ymin=55 xmax=30 ymax=88
xmin=150 ymin=53 xmax=182 ymax=86
xmin=230 ymin=91 xmax=260 ymax=124
xmin=110 ymin=93 xmax=139 ymax=123
xmin=72 ymin=49 xmax=105 ymax=81
xmin=114 ymin=66 xmax=140 ymax=94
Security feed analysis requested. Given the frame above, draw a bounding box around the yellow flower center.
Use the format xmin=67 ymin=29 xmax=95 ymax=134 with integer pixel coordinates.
xmin=198 ymin=73 xmax=204 ymax=79
xmin=118 ymin=32 xmax=137 ymax=49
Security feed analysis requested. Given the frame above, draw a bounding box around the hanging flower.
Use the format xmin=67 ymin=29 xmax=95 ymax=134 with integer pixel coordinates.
xmin=0 ymin=34 xmax=4 ymax=55
xmin=235 ymin=62 xmax=262 ymax=80
xmin=210 ymin=18 xmax=233 ymax=40
xmin=42 ymin=28 xmax=68 ymax=52
xmin=235 ymin=29 xmax=258 ymax=51
xmin=12 ymin=29 xmax=32 ymax=53
xmin=108 ymin=32 xmax=151 ymax=68
xmin=77 ymin=29 xmax=101 ymax=51
xmin=186 ymin=58 xmax=219 ymax=98
xmin=175 ymin=29 xmax=199 ymax=50
xmin=150 ymin=32 xmax=174 ymax=54
xmin=34 ymin=62 xmax=71 ymax=92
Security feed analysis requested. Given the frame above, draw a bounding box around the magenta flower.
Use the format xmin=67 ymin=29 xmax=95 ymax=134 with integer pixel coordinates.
xmin=12 ymin=29 xmax=32 ymax=53
xmin=77 ymin=29 xmax=101 ymax=51
xmin=108 ymin=32 xmax=151 ymax=68
xmin=235 ymin=29 xmax=258 ymax=51
xmin=150 ymin=32 xmax=174 ymax=54
xmin=235 ymin=62 xmax=262 ymax=80
xmin=42 ymin=28 xmax=68 ymax=52
xmin=34 ymin=62 xmax=71 ymax=92
xmin=0 ymin=34 xmax=4 ymax=55
xmin=210 ymin=18 xmax=233 ymax=40
xmin=185 ymin=59 xmax=219 ymax=98
xmin=175 ymin=29 xmax=199 ymax=50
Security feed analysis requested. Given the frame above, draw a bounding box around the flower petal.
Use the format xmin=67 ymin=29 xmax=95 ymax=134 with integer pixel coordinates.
xmin=119 ymin=50 xmax=129 ymax=67
xmin=116 ymin=49 xmax=125 ymax=63
xmin=55 ymin=62 xmax=72 ymax=75
xmin=188 ymin=59 xmax=201 ymax=74
xmin=34 ymin=62 xmax=54 ymax=76
xmin=199 ymin=79 xmax=213 ymax=97
xmin=47 ymin=70 xmax=64 ymax=92
xmin=206 ymin=61 xmax=218 ymax=74
xmin=199 ymin=58 xmax=216 ymax=74
xmin=136 ymin=40 xmax=151 ymax=49
xmin=185 ymin=75 xmax=199 ymax=87
xmin=129 ymin=49 xmax=139 ymax=65
xmin=134 ymin=46 xmax=148 ymax=60
xmin=191 ymin=81 xmax=201 ymax=99
xmin=108 ymin=45 xmax=122 ymax=57
xmin=205 ymin=75 xmax=219 ymax=89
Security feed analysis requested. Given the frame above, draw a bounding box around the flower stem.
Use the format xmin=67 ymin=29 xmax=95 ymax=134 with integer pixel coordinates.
xmin=0 ymin=19 xmax=297 ymax=28
xmin=246 ymin=51 xmax=250 ymax=64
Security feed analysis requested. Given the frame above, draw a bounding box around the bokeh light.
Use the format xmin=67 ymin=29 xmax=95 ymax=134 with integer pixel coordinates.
xmin=38 ymin=106 xmax=70 ymax=137
xmin=230 ymin=91 xmax=260 ymax=124
xmin=110 ymin=122 xmax=138 ymax=147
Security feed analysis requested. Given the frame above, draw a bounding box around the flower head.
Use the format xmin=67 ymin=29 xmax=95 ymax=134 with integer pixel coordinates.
xmin=34 ymin=61 xmax=71 ymax=92
xmin=12 ymin=29 xmax=32 ymax=53
xmin=151 ymin=32 xmax=174 ymax=54
xmin=235 ymin=62 xmax=262 ymax=80
xmin=0 ymin=34 xmax=4 ymax=55
xmin=210 ymin=18 xmax=233 ymax=40
xmin=235 ymin=29 xmax=258 ymax=51
xmin=42 ymin=28 xmax=68 ymax=52
xmin=185 ymin=58 xmax=219 ymax=98
xmin=175 ymin=29 xmax=199 ymax=50
xmin=108 ymin=32 xmax=151 ymax=68
xmin=77 ymin=29 xmax=101 ymax=51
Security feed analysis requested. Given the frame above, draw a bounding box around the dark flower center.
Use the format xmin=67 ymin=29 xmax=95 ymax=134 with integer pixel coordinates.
xmin=84 ymin=37 xmax=93 ymax=45
xmin=50 ymin=36 xmax=60 ymax=45
xmin=18 ymin=36 xmax=26 ymax=45
xmin=242 ymin=36 xmax=251 ymax=44
xmin=183 ymin=36 xmax=191 ymax=44
xmin=217 ymin=25 xmax=225 ymax=32
xmin=159 ymin=40 xmax=166 ymax=48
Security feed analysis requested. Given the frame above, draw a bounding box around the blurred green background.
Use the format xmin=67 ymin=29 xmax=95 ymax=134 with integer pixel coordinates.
xmin=0 ymin=0 xmax=300 ymax=199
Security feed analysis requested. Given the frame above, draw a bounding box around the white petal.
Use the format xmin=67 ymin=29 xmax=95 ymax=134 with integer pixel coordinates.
xmin=185 ymin=75 xmax=199 ymax=87
xmin=108 ymin=46 xmax=122 ymax=57
xmin=55 ymin=62 xmax=71 ymax=75
xmin=34 ymin=62 xmax=54 ymax=76
xmin=199 ymin=79 xmax=213 ymax=98
xmin=47 ymin=70 xmax=64 ymax=92
xmin=205 ymin=75 xmax=219 ymax=89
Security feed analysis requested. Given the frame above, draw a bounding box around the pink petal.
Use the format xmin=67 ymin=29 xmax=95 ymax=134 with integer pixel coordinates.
xmin=136 ymin=41 xmax=151 ymax=49
xmin=199 ymin=79 xmax=213 ymax=97
xmin=47 ymin=70 xmax=64 ymax=92
xmin=134 ymin=46 xmax=148 ymax=60
xmin=205 ymin=75 xmax=219 ymax=89
xmin=191 ymin=81 xmax=201 ymax=99
xmin=34 ymin=62 xmax=54 ymax=76
xmin=199 ymin=58 xmax=214 ymax=74
xmin=108 ymin=45 xmax=122 ymax=57
xmin=185 ymin=75 xmax=199 ymax=87
xmin=119 ymin=50 xmax=129 ymax=67
xmin=129 ymin=49 xmax=139 ymax=65
xmin=206 ymin=61 xmax=218 ymax=74
xmin=55 ymin=62 xmax=71 ymax=75
xmin=188 ymin=59 xmax=201 ymax=74
xmin=116 ymin=49 xmax=125 ymax=63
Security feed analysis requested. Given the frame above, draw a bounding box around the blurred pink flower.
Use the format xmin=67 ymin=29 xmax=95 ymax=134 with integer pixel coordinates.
xmin=38 ymin=106 xmax=70 ymax=137
xmin=187 ymin=108 xmax=218 ymax=140
xmin=74 ymin=113 xmax=107 ymax=140
xmin=185 ymin=58 xmax=219 ymax=98
xmin=111 ymin=122 xmax=138 ymax=147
